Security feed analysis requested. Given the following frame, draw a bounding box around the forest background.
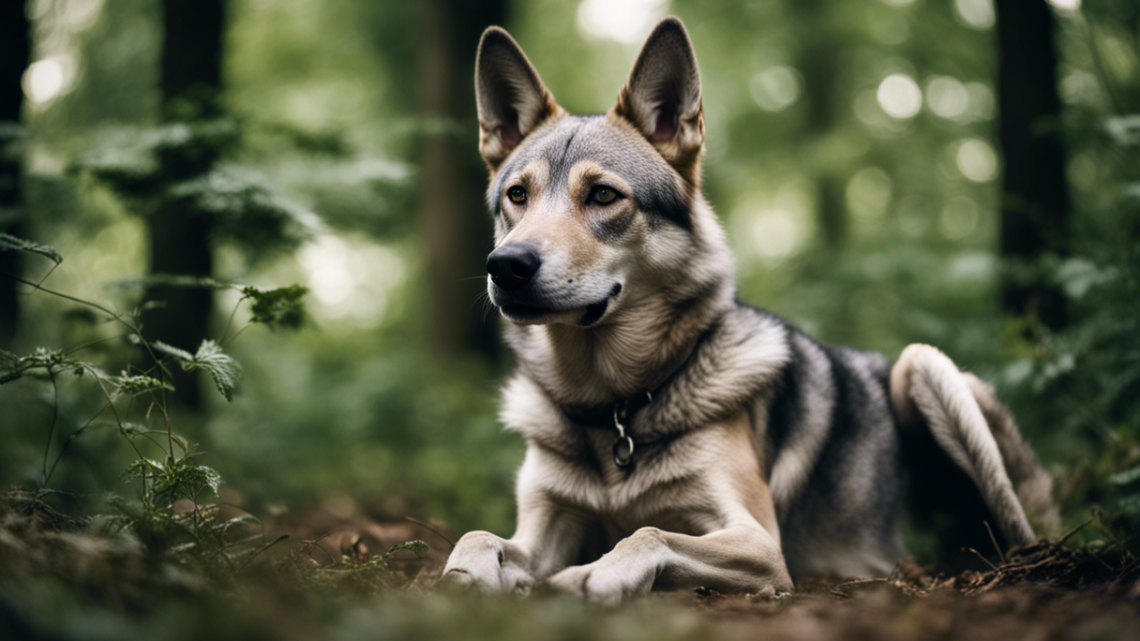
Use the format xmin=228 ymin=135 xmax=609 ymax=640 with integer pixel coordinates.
xmin=1 ymin=0 xmax=1139 ymax=638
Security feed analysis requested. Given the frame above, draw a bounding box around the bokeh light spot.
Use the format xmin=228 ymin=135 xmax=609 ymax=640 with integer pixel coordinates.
xmin=954 ymin=0 xmax=995 ymax=30
xmin=1047 ymin=0 xmax=1081 ymax=11
xmin=956 ymin=138 xmax=999 ymax=182
xmin=577 ymin=0 xmax=669 ymax=44
xmin=876 ymin=73 xmax=922 ymax=119
xmin=23 ymin=59 xmax=66 ymax=105
xmin=926 ymin=76 xmax=969 ymax=119
xmin=938 ymin=197 xmax=980 ymax=239
xmin=749 ymin=66 xmax=802 ymax=111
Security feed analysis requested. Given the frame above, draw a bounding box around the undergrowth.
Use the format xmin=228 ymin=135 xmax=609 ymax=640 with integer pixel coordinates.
xmin=0 ymin=231 xmax=428 ymax=606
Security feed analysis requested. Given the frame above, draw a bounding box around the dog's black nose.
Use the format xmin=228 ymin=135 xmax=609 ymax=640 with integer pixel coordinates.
xmin=487 ymin=244 xmax=541 ymax=292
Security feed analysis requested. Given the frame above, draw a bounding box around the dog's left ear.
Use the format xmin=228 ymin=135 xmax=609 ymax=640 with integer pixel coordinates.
xmin=613 ymin=17 xmax=704 ymax=176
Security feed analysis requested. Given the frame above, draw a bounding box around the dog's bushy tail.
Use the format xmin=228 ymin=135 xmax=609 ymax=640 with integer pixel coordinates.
xmin=891 ymin=345 xmax=1060 ymax=559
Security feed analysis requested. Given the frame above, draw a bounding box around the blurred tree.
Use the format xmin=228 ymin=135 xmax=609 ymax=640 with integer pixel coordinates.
xmin=994 ymin=0 xmax=1070 ymax=330
xmin=0 ymin=0 xmax=30 ymax=348
xmin=792 ymin=0 xmax=846 ymax=248
xmin=417 ymin=0 xmax=506 ymax=363
xmin=146 ymin=0 xmax=227 ymax=407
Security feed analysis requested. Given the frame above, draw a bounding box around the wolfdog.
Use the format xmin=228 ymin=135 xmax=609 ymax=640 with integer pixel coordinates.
xmin=442 ymin=16 xmax=1058 ymax=604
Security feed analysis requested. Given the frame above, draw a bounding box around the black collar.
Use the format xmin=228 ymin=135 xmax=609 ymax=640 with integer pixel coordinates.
xmin=559 ymin=389 xmax=655 ymax=433
xmin=551 ymin=322 xmax=721 ymax=469
xmin=560 ymin=389 xmax=656 ymax=469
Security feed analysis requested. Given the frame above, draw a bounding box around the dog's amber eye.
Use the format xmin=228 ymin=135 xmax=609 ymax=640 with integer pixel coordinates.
xmin=507 ymin=186 xmax=527 ymax=205
xmin=590 ymin=186 xmax=620 ymax=205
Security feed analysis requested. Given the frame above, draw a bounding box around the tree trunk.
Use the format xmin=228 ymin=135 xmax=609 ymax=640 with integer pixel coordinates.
xmin=795 ymin=0 xmax=846 ymax=249
xmin=994 ymin=0 xmax=1069 ymax=330
xmin=0 ymin=0 xmax=30 ymax=349
xmin=145 ymin=0 xmax=226 ymax=407
xmin=417 ymin=0 xmax=506 ymax=363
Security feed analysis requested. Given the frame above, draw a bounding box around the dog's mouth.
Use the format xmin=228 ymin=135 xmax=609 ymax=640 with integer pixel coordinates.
xmin=498 ymin=283 xmax=622 ymax=327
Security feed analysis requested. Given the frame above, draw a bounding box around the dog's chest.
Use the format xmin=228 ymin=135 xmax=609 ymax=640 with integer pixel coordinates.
xmin=554 ymin=429 xmax=737 ymax=534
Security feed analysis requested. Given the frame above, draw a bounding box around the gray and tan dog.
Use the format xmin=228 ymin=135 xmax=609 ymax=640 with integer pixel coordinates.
xmin=442 ymin=17 xmax=1058 ymax=605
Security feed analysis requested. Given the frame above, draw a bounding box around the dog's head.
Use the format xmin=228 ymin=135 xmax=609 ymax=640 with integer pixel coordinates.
xmin=476 ymin=18 xmax=716 ymax=328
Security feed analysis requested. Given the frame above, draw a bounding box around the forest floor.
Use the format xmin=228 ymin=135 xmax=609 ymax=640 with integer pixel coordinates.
xmin=2 ymin=491 xmax=1139 ymax=641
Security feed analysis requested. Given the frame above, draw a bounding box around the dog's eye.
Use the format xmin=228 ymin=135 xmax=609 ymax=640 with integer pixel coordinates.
xmin=506 ymin=186 xmax=527 ymax=205
xmin=589 ymin=186 xmax=621 ymax=205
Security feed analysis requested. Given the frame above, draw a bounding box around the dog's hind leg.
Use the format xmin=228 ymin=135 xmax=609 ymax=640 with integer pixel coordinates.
xmin=889 ymin=344 xmax=1040 ymax=548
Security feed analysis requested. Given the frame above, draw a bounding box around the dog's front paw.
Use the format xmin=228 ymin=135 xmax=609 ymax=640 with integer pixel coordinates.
xmin=546 ymin=561 xmax=654 ymax=607
xmin=441 ymin=531 xmax=534 ymax=595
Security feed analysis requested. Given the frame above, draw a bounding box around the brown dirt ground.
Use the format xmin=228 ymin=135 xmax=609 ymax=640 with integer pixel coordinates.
xmin=4 ymin=492 xmax=1140 ymax=641
xmin=274 ymin=500 xmax=1140 ymax=641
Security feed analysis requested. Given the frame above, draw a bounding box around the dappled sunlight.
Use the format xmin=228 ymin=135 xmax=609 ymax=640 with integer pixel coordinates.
xmin=955 ymin=138 xmax=1000 ymax=183
xmin=731 ymin=186 xmax=814 ymax=265
xmin=876 ymin=73 xmax=923 ymax=120
xmin=23 ymin=57 xmax=71 ymax=107
xmin=297 ymin=234 xmax=407 ymax=328
xmin=938 ymin=196 xmax=981 ymax=239
xmin=925 ymin=76 xmax=970 ymax=120
xmin=1047 ymin=0 xmax=1082 ymax=11
xmin=954 ymin=0 xmax=995 ymax=31
xmin=749 ymin=66 xmax=802 ymax=112
xmin=576 ymin=0 xmax=669 ymax=44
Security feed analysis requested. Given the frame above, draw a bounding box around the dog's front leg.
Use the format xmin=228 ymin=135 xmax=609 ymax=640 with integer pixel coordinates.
xmin=546 ymin=524 xmax=792 ymax=606
xmin=442 ymin=494 xmax=586 ymax=595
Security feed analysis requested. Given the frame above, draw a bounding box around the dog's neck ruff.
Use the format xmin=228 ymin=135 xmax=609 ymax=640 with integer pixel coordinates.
xmin=502 ymin=305 xmax=794 ymax=467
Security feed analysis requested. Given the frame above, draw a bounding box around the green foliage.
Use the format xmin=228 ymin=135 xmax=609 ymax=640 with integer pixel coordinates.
xmin=0 ymin=232 xmax=63 ymax=265
xmin=73 ymin=119 xmax=318 ymax=260
xmin=167 ymin=164 xmax=321 ymax=254
xmin=110 ymin=274 xmax=236 ymax=291
xmin=0 ymin=347 xmax=96 ymax=384
xmin=114 ymin=373 xmax=175 ymax=397
xmin=243 ymin=284 xmax=308 ymax=330
xmin=384 ymin=539 xmax=429 ymax=561
xmin=153 ymin=339 xmax=243 ymax=402
xmin=190 ymin=340 xmax=243 ymax=402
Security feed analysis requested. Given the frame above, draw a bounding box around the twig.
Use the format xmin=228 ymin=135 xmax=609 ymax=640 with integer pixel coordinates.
xmin=235 ymin=535 xmax=292 ymax=573
xmin=40 ymin=370 xmax=60 ymax=487
xmin=1055 ymin=517 xmax=1095 ymax=547
xmin=5 ymin=272 xmax=174 ymax=382
xmin=983 ymin=520 xmax=1006 ymax=564
xmin=405 ymin=516 xmax=455 ymax=549
xmin=63 ymin=333 xmax=131 ymax=357
xmin=965 ymin=547 xmax=1000 ymax=572
xmin=45 ymin=399 xmax=114 ymax=485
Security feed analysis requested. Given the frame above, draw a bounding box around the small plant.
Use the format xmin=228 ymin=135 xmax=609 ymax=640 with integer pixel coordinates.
xmin=0 ymin=232 xmax=303 ymax=569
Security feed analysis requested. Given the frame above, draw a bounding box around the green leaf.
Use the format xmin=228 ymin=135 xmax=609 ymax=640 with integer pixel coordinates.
xmin=383 ymin=540 xmax=429 ymax=561
xmin=0 ymin=232 xmax=62 ymax=265
xmin=0 ymin=348 xmax=90 ymax=384
xmin=115 ymin=373 xmax=175 ymax=397
xmin=151 ymin=340 xmax=195 ymax=363
xmin=243 ymin=285 xmax=307 ymax=330
xmin=191 ymin=339 xmax=242 ymax=401
xmin=108 ymin=274 xmax=236 ymax=292
xmin=1053 ymin=258 xmax=1118 ymax=301
xmin=167 ymin=165 xmax=320 ymax=255
xmin=1109 ymin=465 xmax=1140 ymax=489
xmin=124 ymin=458 xmax=165 ymax=480
xmin=1117 ymin=494 xmax=1140 ymax=520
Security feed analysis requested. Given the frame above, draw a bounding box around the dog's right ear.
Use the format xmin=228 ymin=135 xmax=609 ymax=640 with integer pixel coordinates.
xmin=475 ymin=27 xmax=562 ymax=170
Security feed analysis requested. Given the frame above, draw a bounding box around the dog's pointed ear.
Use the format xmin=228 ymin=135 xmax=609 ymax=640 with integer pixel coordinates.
xmin=475 ymin=27 xmax=562 ymax=170
xmin=612 ymin=17 xmax=704 ymax=175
